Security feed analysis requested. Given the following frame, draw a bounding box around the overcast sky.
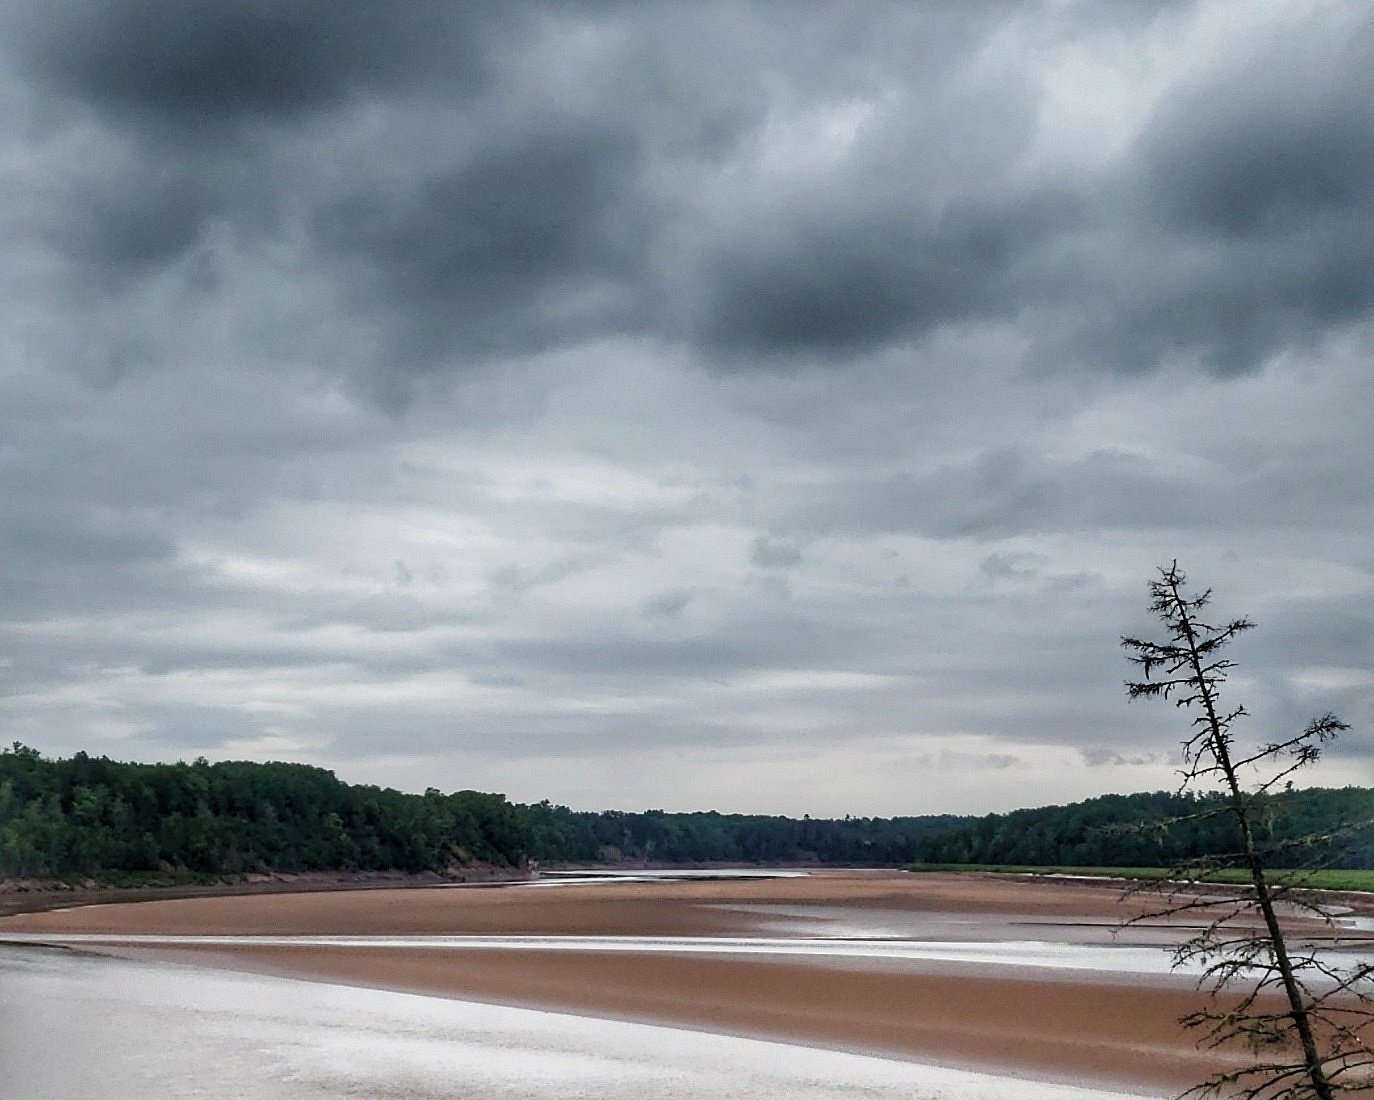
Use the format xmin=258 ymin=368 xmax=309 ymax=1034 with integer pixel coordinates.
xmin=2 ymin=0 xmax=1371 ymax=816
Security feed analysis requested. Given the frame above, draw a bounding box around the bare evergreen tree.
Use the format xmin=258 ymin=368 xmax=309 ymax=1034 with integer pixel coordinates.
xmin=1122 ymin=562 xmax=1372 ymax=1099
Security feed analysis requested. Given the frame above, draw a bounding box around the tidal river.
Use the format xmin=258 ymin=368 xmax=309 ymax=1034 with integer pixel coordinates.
xmin=0 ymin=944 xmax=1160 ymax=1099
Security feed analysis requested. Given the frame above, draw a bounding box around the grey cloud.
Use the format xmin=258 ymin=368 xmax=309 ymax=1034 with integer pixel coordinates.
xmin=687 ymin=192 xmax=1076 ymax=361
xmin=467 ymin=672 xmax=528 ymax=690
xmin=3 ymin=504 xmax=175 ymax=569
xmin=682 ymin=7 xmax=1373 ymax=377
xmin=1 ymin=1 xmax=1370 ymax=813
xmin=980 ymin=552 xmax=1048 ymax=581
xmin=0 ymin=626 xmax=337 ymax=706
xmin=785 ymin=447 xmax=1200 ymax=540
xmin=492 ymin=607 xmax=871 ymax=682
xmin=1249 ymin=595 xmax=1374 ymax=680
xmin=911 ymin=749 xmax=1020 ymax=772
xmin=0 ymin=377 xmax=406 ymax=640
xmin=320 ymin=118 xmax=651 ymax=383
xmin=641 ymin=590 xmax=693 ymax=618
xmin=750 ymin=535 xmax=802 ymax=569
xmin=282 ymin=593 xmax=463 ymax=636
xmin=11 ymin=1 xmax=1371 ymax=400
xmin=0 ymin=2 xmax=1046 ymax=398
xmin=6 ymin=1 xmax=504 ymax=316
xmin=51 ymin=161 xmax=216 ymax=279
xmin=10 ymin=0 xmax=489 ymax=132
xmin=0 ymin=476 xmax=197 ymax=621
xmin=1140 ymin=23 xmax=1374 ymax=237
xmin=1094 ymin=16 xmax=1374 ymax=375
xmin=131 ymin=703 xmax=277 ymax=750
xmin=1080 ymin=748 xmax=1164 ymax=768
xmin=487 ymin=556 xmax=601 ymax=596
xmin=332 ymin=709 xmax=748 ymax=761
xmin=778 ymin=420 xmax=1370 ymax=545
xmin=492 ymin=635 xmax=766 ymax=682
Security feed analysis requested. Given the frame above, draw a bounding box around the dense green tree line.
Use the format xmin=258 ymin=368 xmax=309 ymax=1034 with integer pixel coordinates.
xmin=0 ymin=745 xmax=529 ymax=878
xmin=915 ymin=787 xmax=1374 ymax=870
xmin=3 ymin=745 xmax=1369 ymax=881
xmin=526 ymin=802 xmax=965 ymax=866
xmin=0 ymin=745 xmax=965 ymax=879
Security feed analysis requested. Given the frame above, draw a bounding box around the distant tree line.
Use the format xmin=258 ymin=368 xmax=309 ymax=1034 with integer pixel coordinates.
xmin=0 ymin=744 xmax=529 ymax=878
xmin=915 ymin=787 xmax=1374 ymax=870
xmin=522 ymin=800 xmax=964 ymax=866
xmin=0 ymin=745 xmax=963 ymax=879
xmin=2 ymin=745 xmax=1369 ymax=881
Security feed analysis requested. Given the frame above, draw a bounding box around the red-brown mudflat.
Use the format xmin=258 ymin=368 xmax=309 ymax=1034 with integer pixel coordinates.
xmin=5 ymin=870 xmax=1371 ymax=1095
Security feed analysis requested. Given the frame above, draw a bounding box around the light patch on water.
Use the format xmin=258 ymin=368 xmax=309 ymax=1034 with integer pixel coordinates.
xmin=1335 ymin=915 xmax=1374 ymax=934
xmin=428 ymin=869 xmax=813 ymax=889
xmin=703 ymin=902 xmax=1016 ymax=940
xmin=3 ymin=930 xmax=1191 ymax=975
xmin=532 ymin=868 xmax=813 ymax=885
xmin=514 ymin=875 xmax=662 ymax=887
xmin=0 ymin=946 xmax=1161 ymax=1099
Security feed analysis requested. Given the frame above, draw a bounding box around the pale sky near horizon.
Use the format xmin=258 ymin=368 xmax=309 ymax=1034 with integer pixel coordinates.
xmin=2 ymin=0 xmax=1371 ymax=816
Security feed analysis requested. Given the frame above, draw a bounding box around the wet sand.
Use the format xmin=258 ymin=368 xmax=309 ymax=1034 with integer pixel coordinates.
xmin=5 ymin=870 xmax=1370 ymax=1095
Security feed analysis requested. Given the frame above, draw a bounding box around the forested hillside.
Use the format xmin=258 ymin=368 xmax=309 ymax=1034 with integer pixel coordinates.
xmin=0 ymin=744 xmax=530 ymax=878
xmin=0 ymin=745 xmax=963 ymax=879
xmin=916 ymin=787 xmax=1374 ymax=869
xmin=523 ymin=800 xmax=962 ymax=867
xmin=4 ymin=745 xmax=1370 ymax=882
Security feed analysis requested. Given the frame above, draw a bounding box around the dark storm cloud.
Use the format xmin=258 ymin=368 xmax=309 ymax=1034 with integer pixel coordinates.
xmin=49 ymin=161 xmax=216 ymax=278
xmin=1139 ymin=22 xmax=1374 ymax=238
xmin=319 ymin=118 xmax=651 ymax=385
xmin=11 ymin=0 xmax=489 ymax=131
xmin=1094 ymin=16 xmax=1374 ymax=375
xmin=9 ymin=1 xmax=1370 ymax=391
xmin=5 ymin=0 xmax=505 ymax=305
xmin=688 ymin=192 xmax=1078 ymax=360
xmin=691 ymin=7 xmax=1374 ymax=376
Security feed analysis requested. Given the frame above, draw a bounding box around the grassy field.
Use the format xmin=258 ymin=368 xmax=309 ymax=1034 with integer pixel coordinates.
xmin=906 ymin=864 xmax=1374 ymax=893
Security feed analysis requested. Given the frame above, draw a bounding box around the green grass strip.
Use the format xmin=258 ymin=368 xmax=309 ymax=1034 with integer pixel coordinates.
xmin=905 ymin=864 xmax=1374 ymax=892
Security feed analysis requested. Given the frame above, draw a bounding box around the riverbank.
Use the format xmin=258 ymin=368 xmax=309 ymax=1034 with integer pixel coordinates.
xmin=5 ymin=869 xmax=1370 ymax=1096
xmin=0 ymin=865 xmax=530 ymax=918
